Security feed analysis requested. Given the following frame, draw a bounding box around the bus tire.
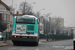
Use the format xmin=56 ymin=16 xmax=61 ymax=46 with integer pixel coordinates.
xmin=35 ymin=42 xmax=38 ymax=46
xmin=13 ymin=42 xmax=17 ymax=46
xmin=73 ymin=41 xmax=75 ymax=50
xmin=38 ymin=38 xmax=39 ymax=42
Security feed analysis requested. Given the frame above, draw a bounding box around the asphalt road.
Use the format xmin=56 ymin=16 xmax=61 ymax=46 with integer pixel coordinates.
xmin=0 ymin=39 xmax=73 ymax=50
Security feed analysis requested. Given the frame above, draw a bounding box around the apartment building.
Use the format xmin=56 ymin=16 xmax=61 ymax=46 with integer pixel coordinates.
xmin=51 ymin=17 xmax=64 ymax=34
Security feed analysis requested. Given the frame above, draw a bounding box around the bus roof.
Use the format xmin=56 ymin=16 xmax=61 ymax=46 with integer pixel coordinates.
xmin=14 ymin=15 xmax=38 ymax=19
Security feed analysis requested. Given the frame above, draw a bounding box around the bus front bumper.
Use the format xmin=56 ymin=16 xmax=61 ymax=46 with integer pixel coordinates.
xmin=12 ymin=36 xmax=38 ymax=43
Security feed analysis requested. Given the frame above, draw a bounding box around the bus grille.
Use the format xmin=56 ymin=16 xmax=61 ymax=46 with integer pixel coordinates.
xmin=27 ymin=25 xmax=34 ymax=31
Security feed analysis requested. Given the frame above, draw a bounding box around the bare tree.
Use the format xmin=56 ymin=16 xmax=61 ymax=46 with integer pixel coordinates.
xmin=50 ymin=17 xmax=63 ymax=34
xmin=51 ymin=21 xmax=56 ymax=34
xmin=55 ymin=17 xmax=62 ymax=34
xmin=19 ymin=2 xmax=34 ymax=15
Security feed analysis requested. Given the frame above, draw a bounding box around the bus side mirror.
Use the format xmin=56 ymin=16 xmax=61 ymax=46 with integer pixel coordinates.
xmin=38 ymin=19 xmax=40 ymax=24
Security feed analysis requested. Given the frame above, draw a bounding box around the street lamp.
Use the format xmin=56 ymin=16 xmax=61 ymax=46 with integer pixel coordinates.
xmin=12 ymin=0 xmax=13 ymax=7
xmin=48 ymin=13 xmax=52 ymax=35
xmin=46 ymin=12 xmax=52 ymax=21
xmin=37 ymin=8 xmax=45 ymax=18
xmin=12 ymin=0 xmax=15 ymax=8
xmin=38 ymin=8 xmax=45 ymax=13
xmin=45 ymin=12 xmax=52 ymax=41
xmin=31 ymin=2 xmax=36 ymax=4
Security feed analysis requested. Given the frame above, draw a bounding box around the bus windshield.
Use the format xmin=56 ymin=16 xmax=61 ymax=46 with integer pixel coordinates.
xmin=16 ymin=17 xmax=35 ymax=24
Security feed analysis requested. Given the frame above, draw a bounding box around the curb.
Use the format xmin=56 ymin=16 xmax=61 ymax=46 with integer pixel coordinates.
xmin=39 ymin=39 xmax=72 ymax=43
xmin=0 ymin=44 xmax=8 ymax=47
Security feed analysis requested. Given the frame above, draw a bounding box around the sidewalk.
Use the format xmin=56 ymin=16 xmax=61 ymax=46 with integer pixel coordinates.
xmin=39 ymin=39 xmax=73 ymax=43
xmin=0 ymin=41 xmax=8 ymax=47
xmin=39 ymin=39 xmax=52 ymax=43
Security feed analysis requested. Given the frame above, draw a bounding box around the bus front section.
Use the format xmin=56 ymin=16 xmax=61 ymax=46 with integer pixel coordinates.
xmin=12 ymin=16 xmax=39 ymax=46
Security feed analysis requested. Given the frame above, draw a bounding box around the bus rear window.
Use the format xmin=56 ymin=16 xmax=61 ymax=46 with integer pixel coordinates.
xmin=16 ymin=17 xmax=35 ymax=24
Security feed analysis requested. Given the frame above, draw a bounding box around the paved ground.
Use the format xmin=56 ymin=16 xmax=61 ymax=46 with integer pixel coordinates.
xmin=0 ymin=39 xmax=73 ymax=50
xmin=0 ymin=41 xmax=8 ymax=47
xmin=0 ymin=39 xmax=49 ymax=46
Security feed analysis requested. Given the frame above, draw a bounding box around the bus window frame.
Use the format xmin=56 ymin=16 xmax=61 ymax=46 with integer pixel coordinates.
xmin=16 ymin=17 xmax=35 ymax=24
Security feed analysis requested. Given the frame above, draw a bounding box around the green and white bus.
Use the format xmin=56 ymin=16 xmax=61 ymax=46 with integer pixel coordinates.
xmin=12 ymin=15 xmax=39 ymax=46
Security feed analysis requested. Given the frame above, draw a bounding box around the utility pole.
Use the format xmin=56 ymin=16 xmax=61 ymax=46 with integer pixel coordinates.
xmin=49 ymin=17 xmax=51 ymax=34
xmin=45 ymin=15 xmax=48 ymax=41
xmin=12 ymin=0 xmax=13 ymax=7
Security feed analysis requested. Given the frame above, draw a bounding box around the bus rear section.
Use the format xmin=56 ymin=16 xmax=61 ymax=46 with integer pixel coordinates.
xmin=12 ymin=16 xmax=39 ymax=46
xmin=73 ymin=28 xmax=75 ymax=49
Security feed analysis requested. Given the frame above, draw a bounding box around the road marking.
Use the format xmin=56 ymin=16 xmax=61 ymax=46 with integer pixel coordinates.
xmin=22 ymin=48 xmax=27 ymax=50
xmin=64 ymin=46 xmax=73 ymax=49
xmin=35 ymin=48 xmax=39 ymax=50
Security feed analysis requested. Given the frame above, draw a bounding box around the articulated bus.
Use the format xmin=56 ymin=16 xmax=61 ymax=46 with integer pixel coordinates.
xmin=12 ymin=15 xmax=39 ymax=46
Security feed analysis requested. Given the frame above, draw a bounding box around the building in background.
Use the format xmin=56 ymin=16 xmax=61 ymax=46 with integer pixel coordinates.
xmin=51 ymin=17 xmax=64 ymax=34
xmin=40 ymin=15 xmax=51 ymax=34
xmin=0 ymin=0 xmax=13 ymax=32
xmin=39 ymin=16 xmax=44 ymax=34
xmin=64 ymin=27 xmax=75 ymax=35
xmin=39 ymin=22 xmax=44 ymax=34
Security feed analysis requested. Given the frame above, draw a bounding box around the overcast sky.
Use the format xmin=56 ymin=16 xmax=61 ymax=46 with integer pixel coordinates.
xmin=2 ymin=0 xmax=75 ymax=27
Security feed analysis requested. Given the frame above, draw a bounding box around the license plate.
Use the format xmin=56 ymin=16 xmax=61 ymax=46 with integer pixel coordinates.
xmin=22 ymin=36 xmax=27 ymax=38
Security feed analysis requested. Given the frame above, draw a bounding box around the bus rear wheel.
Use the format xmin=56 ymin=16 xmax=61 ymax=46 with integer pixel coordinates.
xmin=35 ymin=42 xmax=38 ymax=46
xmin=13 ymin=42 xmax=17 ymax=46
xmin=73 ymin=41 xmax=75 ymax=50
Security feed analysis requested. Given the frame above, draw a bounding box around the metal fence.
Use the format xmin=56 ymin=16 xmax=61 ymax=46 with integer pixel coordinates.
xmin=0 ymin=32 xmax=73 ymax=41
xmin=0 ymin=32 xmax=12 ymax=41
xmin=39 ymin=33 xmax=73 ymax=40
